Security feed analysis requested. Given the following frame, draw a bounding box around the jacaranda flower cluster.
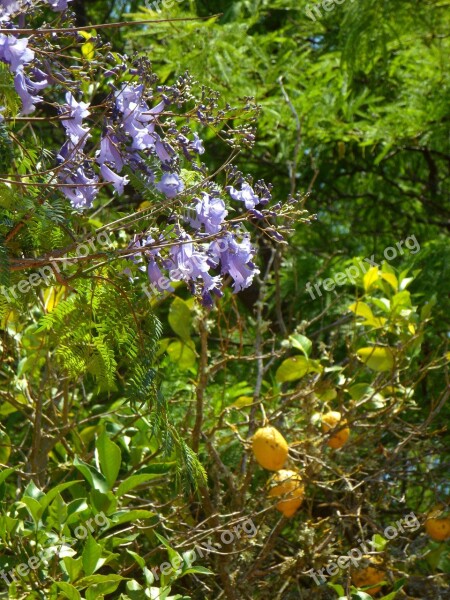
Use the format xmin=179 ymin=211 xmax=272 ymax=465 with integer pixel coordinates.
xmin=0 ymin=0 xmax=292 ymax=306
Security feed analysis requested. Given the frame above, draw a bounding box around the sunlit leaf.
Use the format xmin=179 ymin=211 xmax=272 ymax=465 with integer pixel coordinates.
xmin=356 ymin=347 xmax=395 ymax=371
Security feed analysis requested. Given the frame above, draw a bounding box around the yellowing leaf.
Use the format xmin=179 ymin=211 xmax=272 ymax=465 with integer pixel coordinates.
xmin=349 ymin=301 xmax=386 ymax=328
xmin=44 ymin=286 xmax=64 ymax=313
xmin=356 ymin=347 xmax=395 ymax=371
xmin=77 ymin=30 xmax=96 ymax=40
xmin=138 ymin=200 xmax=151 ymax=210
xmin=363 ymin=266 xmax=379 ymax=292
xmin=81 ymin=41 xmax=95 ymax=60
xmin=230 ymin=395 xmax=254 ymax=408
xmin=349 ymin=301 xmax=374 ymax=322
xmin=380 ymin=272 xmax=398 ymax=291
xmin=373 ymin=316 xmax=387 ymax=328
xmin=78 ymin=29 xmax=96 ymax=60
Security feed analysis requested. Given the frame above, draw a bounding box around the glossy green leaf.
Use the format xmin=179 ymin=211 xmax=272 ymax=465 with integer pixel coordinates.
xmin=289 ymin=333 xmax=312 ymax=357
xmin=73 ymin=457 xmax=109 ymax=493
xmin=96 ymin=430 xmax=122 ymax=489
xmin=82 ymin=535 xmax=104 ymax=576
xmin=117 ymin=473 xmax=162 ymax=497
xmin=63 ymin=556 xmax=83 ymax=583
xmin=105 ymin=509 xmax=156 ymax=528
xmin=166 ymin=339 xmax=197 ymax=370
xmin=168 ymin=297 xmax=192 ymax=341
xmin=276 ymin=356 xmax=322 ymax=383
xmin=55 ymin=582 xmax=82 ymax=600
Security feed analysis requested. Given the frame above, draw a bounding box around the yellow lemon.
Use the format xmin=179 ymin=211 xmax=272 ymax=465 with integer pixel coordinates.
xmin=425 ymin=506 xmax=450 ymax=541
xmin=251 ymin=426 xmax=288 ymax=471
xmin=351 ymin=555 xmax=386 ymax=595
xmin=268 ymin=469 xmax=304 ymax=518
xmin=321 ymin=411 xmax=350 ymax=449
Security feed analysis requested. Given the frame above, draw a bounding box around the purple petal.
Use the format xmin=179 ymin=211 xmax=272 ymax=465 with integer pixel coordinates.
xmin=0 ymin=35 xmax=34 ymax=71
xmin=14 ymin=68 xmax=41 ymax=115
xmin=46 ymin=0 xmax=72 ymax=11
xmin=210 ymin=233 xmax=259 ymax=292
xmin=191 ymin=132 xmax=205 ymax=154
xmin=189 ymin=192 xmax=227 ymax=234
xmin=156 ymin=173 xmax=184 ymax=198
xmin=100 ymin=164 xmax=129 ymax=195
xmin=148 ymin=259 xmax=174 ymax=293
xmin=96 ymin=131 xmax=124 ymax=172
xmin=228 ymin=182 xmax=260 ymax=210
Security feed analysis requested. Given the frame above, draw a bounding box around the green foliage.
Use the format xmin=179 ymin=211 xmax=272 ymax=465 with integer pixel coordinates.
xmin=0 ymin=0 xmax=449 ymax=598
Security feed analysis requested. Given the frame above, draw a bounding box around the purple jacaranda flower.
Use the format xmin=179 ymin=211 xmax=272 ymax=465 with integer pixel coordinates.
xmin=142 ymin=235 xmax=163 ymax=257
xmin=0 ymin=35 xmax=47 ymax=114
xmin=210 ymin=232 xmax=259 ymax=292
xmin=169 ymin=234 xmax=221 ymax=296
xmin=265 ymin=228 xmax=286 ymax=242
xmin=0 ymin=1 xmax=20 ymax=11
xmin=56 ymin=139 xmax=77 ymax=166
xmin=61 ymin=92 xmax=90 ymax=145
xmin=148 ymin=258 xmax=174 ymax=293
xmin=96 ymin=130 xmax=124 ymax=172
xmin=156 ymin=173 xmax=184 ymax=198
xmin=126 ymin=118 xmax=156 ymax=151
xmin=189 ymin=192 xmax=228 ymax=234
xmin=14 ymin=68 xmax=42 ymax=114
xmin=201 ymin=285 xmax=223 ymax=308
xmin=100 ymin=164 xmax=129 ymax=195
xmin=144 ymin=99 xmax=165 ymax=118
xmin=0 ymin=34 xmax=34 ymax=71
xmin=124 ymin=235 xmax=147 ymax=272
xmin=30 ymin=67 xmax=49 ymax=87
xmin=46 ymin=0 xmax=72 ymax=10
xmin=168 ymin=236 xmax=195 ymax=281
xmin=191 ymin=133 xmax=205 ymax=154
xmin=154 ymin=134 xmax=174 ymax=163
xmin=248 ymin=209 xmax=264 ymax=219
xmin=115 ymin=85 xmax=165 ymax=152
xmin=115 ymin=84 xmax=144 ymax=113
xmin=0 ymin=1 xmax=27 ymax=19
xmin=253 ymin=179 xmax=272 ymax=205
xmin=227 ymin=182 xmax=260 ymax=210
xmin=59 ymin=165 xmax=98 ymax=210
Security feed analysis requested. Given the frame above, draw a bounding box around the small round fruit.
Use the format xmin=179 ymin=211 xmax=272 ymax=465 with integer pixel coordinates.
xmin=321 ymin=411 xmax=350 ymax=449
xmin=351 ymin=555 xmax=386 ymax=595
xmin=251 ymin=426 xmax=288 ymax=471
xmin=268 ymin=469 xmax=304 ymax=518
xmin=425 ymin=506 xmax=450 ymax=541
